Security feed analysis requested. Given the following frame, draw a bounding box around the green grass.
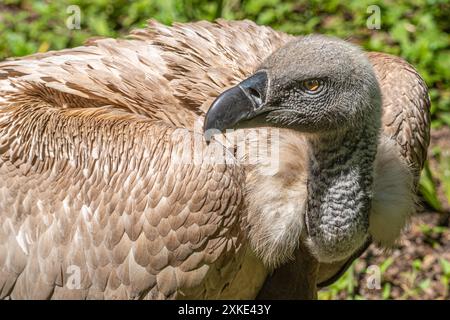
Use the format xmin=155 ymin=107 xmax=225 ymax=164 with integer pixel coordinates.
xmin=319 ymin=254 xmax=450 ymax=300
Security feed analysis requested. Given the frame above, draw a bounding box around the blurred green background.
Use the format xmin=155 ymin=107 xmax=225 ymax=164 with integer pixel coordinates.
xmin=0 ymin=0 xmax=449 ymax=300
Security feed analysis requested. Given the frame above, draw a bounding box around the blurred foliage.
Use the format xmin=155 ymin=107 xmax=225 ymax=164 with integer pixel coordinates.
xmin=423 ymin=145 xmax=450 ymax=211
xmin=420 ymin=162 xmax=443 ymax=211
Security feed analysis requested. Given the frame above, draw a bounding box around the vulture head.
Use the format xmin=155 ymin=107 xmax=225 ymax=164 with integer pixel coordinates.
xmin=204 ymin=35 xmax=381 ymax=135
xmin=205 ymin=35 xmax=383 ymax=265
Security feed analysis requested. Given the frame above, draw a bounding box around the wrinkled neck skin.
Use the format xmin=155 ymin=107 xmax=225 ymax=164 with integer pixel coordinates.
xmin=305 ymin=117 xmax=380 ymax=263
xmin=235 ymin=109 xmax=381 ymax=268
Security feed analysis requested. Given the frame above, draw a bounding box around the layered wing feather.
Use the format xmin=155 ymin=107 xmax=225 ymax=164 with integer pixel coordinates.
xmin=0 ymin=97 xmax=244 ymax=299
xmin=0 ymin=19 xmax=289 ymax=300
xmin=368 ymin=52 xmax=430 ymax=180
xmin=0 ymin=21 xmax=272 ymax=300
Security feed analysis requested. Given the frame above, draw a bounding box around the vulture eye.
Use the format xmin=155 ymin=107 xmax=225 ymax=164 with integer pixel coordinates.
xmin=302 ymin=79 xmax=322 ymax=93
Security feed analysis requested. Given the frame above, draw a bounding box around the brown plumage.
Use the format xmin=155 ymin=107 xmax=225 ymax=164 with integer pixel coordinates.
xmin=0 ymin=20 xmax=430 ymax=299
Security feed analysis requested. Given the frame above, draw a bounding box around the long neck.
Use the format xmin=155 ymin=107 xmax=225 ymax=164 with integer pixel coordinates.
xmin=305 ymin=121 xmax=379 ymax=262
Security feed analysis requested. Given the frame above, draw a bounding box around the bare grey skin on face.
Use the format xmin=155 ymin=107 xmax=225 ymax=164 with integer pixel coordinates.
xmin=204 ymin=35 xmax=382 ymax=263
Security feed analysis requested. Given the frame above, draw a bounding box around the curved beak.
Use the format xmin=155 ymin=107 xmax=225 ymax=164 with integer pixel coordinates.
xmin=203 ymin=71 xmax=268 ymax=141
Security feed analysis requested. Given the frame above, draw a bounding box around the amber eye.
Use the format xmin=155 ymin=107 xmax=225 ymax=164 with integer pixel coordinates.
xmin=302 ymin=79 xmax=321 ymax=93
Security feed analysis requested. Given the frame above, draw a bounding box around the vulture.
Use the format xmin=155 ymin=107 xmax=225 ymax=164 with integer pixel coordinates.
xmin=0 ymin=19 xmax=430 ymax=300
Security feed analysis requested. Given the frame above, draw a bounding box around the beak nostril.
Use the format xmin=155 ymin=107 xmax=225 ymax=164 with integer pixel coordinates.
xmin=204 ymin=70 xmax=268 ymax=135
xmin=248 ymin=87 xmax=262 ymax=107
